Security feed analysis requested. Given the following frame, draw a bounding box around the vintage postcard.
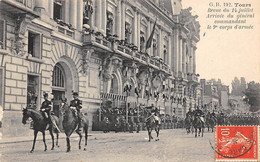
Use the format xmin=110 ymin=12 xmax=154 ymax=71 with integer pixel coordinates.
xmin=0 ymin=0 xmax=259 ymax=161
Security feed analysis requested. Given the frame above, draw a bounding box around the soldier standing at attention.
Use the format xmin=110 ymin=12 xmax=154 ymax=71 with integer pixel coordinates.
xmin=70 ymin=92 xmax=83 ymax=132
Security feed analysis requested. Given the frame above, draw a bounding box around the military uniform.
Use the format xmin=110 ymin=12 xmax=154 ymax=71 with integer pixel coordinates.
xmin=40 ymin=93 xmax=52 ymax=123
xmin=70 ymin=92 xmax=83 ymax=131
xmin=70 ymin=98 xmax=82 ymax=111
xmin=151 ymin=107 xmax=160 ymax=124
xmin=195 ymin=108 xmax=205 ymax=123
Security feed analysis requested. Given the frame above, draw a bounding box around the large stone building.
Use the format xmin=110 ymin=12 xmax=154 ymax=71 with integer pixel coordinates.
xmin=0 ymin=0 xmax=201 ymax=137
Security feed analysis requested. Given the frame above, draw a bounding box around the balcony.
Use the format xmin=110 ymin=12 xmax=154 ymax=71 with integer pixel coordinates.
xmin=0 ymin=0 xmax=37 ymax=16
xmin=83 ymin=32 xmax=171 ymax=76
xmin=83 ymin=33 xmax=112 ymax=50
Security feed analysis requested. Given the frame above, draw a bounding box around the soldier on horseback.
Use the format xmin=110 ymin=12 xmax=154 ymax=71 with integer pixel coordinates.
xmin=186 ymin=108 xmax=194 ymax=117
xmin=40 ymin=92 xmax=52 ymax=125
xmin=151 ymin=104 xmax=160 ymax=125
xmin=70 ymin=92 xmax=83 ymax=132
xmin=194 ymin=106 xmax=205 ymax=123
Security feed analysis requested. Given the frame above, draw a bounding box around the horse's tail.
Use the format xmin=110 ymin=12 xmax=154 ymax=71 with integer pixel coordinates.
xmin=51 ymin=115 xmax=62 ymax=133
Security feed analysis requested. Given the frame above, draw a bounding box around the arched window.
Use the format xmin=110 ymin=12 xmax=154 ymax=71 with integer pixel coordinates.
xmin=52 ymin=63 xmax=65 ymax=88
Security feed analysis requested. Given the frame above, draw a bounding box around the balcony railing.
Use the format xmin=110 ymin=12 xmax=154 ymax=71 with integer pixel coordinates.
xmin=83 ymin=33 xmax=112 ymax=49
xmin=15 ymin=0 xmax=34 ymax=9
xmin=83 ymin=32 xmax=171 ymax=75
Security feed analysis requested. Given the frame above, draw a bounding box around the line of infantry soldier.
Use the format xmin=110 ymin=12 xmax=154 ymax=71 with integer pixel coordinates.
xmin=40 ymin=91 xmax=83 ymax=132
xmin=185 ymin=106 xmax=259 ymax=126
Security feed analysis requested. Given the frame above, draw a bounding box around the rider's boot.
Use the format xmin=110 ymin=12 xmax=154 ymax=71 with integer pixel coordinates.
xmin=76 ymin=117 xmax=82 ymax=133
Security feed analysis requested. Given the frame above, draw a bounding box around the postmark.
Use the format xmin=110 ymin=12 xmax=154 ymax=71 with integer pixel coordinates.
xmin=215 ymin=126 xmax=258 ymax=161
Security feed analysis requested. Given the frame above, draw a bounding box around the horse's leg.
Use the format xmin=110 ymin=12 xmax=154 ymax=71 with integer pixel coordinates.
xmin=42 ymin=131 xmax=47 ymax=151
xmin=30 ymin=130 xmax=38 ymax=153
xmin=49 ymin=128 xmax=55 ymax=150
xmin=84 ymin=125 xmax=88 ymax=151
xmin=76 ymin=128 xmax=82 ymax=150
xmin=147 ymin=128 xmax=151 ymax=142
xmin=56 ymin=133 xmax=59 ymax=147
xmin=198 ymin=128 xmax=201 ymax=137
xmin=195 ymin=128 xmax=197 ymax=138
xmin=66 ymin=136 xmax=71 ymax=152
xmin=155 ymin=127 xmax=159 ymax=141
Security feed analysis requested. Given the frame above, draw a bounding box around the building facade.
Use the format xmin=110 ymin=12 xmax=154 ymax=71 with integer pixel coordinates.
xmin=200 ymin=78 xmax=229 ymax=112
xmin=0 ymin=0 xmax=201 ymax=137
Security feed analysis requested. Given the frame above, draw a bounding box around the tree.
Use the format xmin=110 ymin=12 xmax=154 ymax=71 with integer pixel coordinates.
xmin=243 ymin=81 xmax=260 ymax=112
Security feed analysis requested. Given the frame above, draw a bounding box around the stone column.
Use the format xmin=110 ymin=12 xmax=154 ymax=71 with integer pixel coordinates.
xmin=146 ymin=19 xmax=151 ymax=54
xmin=116 ymin=0 xmax=122 ymax=39
xmin=159 ymin=26 xmax=163 ymax=58
xmin=133 ymin=9 xmax=138 ymax=46
xmin=193 ymin=46 xmax=196 ymax=74
xmin=102 ymin=0 xmax=107 ymax=33
xmin=178 ymin=36 xmax=183 ymax=74
xmin=190 ymin=45 xmax=193 ymax=73
xmin=70 ymin=0 xmax=77 ymax=28
xmin=137 ymin=11 xmax=140 ymax=49
xmin=183 ymin=40 xmax=187 ymax=74
xmin=173 ymin=27 xmax=179 ymax=74
xmin=170 ymin=32 xmax=175 ymax=70
xmin=64 ymin=0 xmax=70 ymax=24
xmin=49 ymin=0 xmax=53 ymax=19
xmin=96 ymin=0 xmax=102 ymax=29
xmin=77 ymin=0 xmax=83 ymax=31
xmin=121 ymin=1 xmax=126 ymax=40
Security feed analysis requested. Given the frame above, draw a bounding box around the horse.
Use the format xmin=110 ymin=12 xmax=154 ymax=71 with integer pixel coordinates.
xmin=217 ymin=115 xmax=225 ymax=125
xmin=205 ymin=114 xmax=217 ymax=132
xmin=192 ymin=114 xmax=204 ymax=138
xmin=145 ymin=109 xmax=160 ymax=142
xmin=184 ymin=113 xmax=193 ymax=134
xmin=60 ymin=103 xmax=89 ymax=152
xmin=22 ymin=107 xmax=60 ymax=153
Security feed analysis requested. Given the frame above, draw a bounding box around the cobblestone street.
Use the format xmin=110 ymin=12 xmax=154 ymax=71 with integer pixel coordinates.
xmin=0 ymin=129 xmax=215 ymax=162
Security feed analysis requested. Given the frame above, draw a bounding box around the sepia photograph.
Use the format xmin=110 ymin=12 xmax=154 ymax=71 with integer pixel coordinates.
xmin=0 ymin=0 xmax=259 ymax=161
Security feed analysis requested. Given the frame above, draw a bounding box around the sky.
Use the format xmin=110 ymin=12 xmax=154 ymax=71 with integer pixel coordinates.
xmin=182 ymin=0 xmax=260 ymax=86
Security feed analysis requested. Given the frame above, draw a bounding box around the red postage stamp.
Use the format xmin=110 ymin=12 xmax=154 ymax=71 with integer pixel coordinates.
xmin=215 ymin=126 xmax=258 ymax=161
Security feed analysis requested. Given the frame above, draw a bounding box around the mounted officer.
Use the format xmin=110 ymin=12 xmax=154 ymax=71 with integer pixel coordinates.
xmin=40 ymin=92 xmax=52 ymax=125
xmin=151 ymin=104 xmax=160 ymax=124
xmin=70 ymin=92 xmax=83 ymax=132
xmin=186 ymin=108 xmax=194 ymax=117
xmin=194 ymin=106 xmax=205 ymax=123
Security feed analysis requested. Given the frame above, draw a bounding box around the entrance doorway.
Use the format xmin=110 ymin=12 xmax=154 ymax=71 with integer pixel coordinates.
xmin=51 ymin=57 xmax=79 ymax=116
xmin=52 ymin=63 xmax=66 ymax=117
xmin=52 ymin=90 xmax=64 ymax=117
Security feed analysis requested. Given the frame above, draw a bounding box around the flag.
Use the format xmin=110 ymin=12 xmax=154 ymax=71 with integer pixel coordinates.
xmin=145 ymin=18 xmax=157 ymax=50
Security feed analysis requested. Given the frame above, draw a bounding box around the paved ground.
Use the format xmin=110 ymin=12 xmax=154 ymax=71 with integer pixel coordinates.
xmin=0 ymin=129 xmax=215 ymax=162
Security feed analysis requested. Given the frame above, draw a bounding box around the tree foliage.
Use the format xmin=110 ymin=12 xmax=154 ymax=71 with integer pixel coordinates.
xmin=243 ymin=81 xmax=260 ymax=112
